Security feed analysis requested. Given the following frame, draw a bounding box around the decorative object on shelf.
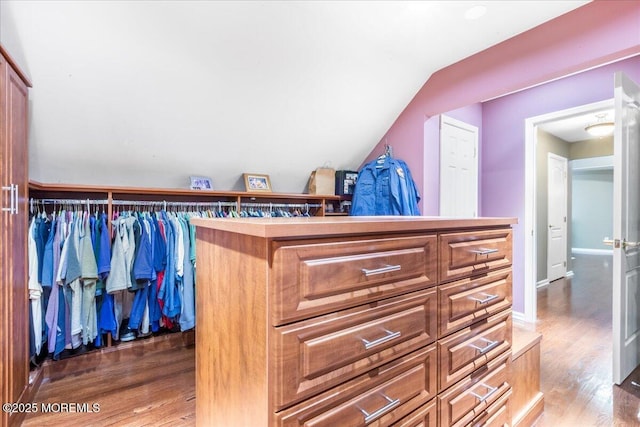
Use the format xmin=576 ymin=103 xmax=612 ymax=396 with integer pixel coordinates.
xmin=308 ymin=165 xmax=335 ymax=195
xmin=585 ymin=113 xmax=614 ymax=137
xmin=335 ymin=170 xmax=358 ymax=195
xmin=243 ymin=173 xmax=272 ymax=192
xmin=190 ymin=176 xmax=213 ymax=190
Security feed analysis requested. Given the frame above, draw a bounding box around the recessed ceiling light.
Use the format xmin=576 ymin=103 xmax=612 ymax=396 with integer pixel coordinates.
xmin=465 ymin=5 xmax=487 ymax=20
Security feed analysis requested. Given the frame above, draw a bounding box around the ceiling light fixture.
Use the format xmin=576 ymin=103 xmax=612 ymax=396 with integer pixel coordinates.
xmin=585 ymin=113 xmax=614 ymax=137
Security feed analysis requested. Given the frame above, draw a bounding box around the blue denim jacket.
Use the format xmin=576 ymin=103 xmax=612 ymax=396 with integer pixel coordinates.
xmin=351 ymin=156 xmax=420 ymax=216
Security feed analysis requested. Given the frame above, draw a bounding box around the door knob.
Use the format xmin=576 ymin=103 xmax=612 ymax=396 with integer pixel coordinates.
xmin=603 ymin=238 xmax=639 ymax=249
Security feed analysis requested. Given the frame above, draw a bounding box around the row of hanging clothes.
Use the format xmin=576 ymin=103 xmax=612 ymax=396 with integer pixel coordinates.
xmin=27 ymin=198 xmax=323 ymax=363
xmin=27 ymin=198 xmax=227 ymax=362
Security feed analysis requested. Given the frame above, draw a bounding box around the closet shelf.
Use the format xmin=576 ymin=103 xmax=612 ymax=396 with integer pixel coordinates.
xmin=28 ymin=181 xmax=349 ymax=216
xmin=29 ymin=181 xmax=343 ymax=199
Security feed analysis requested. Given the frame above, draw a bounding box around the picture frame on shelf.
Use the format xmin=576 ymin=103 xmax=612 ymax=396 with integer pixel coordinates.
xmin=243 ymin=173 xmax=272 ymax=192
xmin=190 ymin=176 xmax=213 ymax=190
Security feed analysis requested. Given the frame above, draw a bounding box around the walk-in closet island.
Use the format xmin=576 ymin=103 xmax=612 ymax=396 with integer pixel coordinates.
xmin=192 ymin=216 xmax=516 ymax=426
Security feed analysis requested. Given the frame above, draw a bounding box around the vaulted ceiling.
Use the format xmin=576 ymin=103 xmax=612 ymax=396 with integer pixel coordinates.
xmin=0 ymin=1 xmax=589 ymax=192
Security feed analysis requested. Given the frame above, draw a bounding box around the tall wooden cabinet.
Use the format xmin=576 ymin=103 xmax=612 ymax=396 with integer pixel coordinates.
xmin=0 ymin=45 xmax=31 ymax=427
xmin=193 ymin=216 xmax=515 ymax=426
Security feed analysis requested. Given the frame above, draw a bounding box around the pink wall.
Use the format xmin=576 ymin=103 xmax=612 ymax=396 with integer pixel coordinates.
xmin=361 ymin=0 xmax=640 ymax=313
xmin=483 ymin=54 xmax=640 ymax=313
xmin=363 ymin=0 xmax=640 ymax=203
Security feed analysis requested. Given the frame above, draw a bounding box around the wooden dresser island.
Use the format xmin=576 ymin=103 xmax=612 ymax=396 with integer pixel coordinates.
xmin=191 ymin=216 xmax=517 ymax=427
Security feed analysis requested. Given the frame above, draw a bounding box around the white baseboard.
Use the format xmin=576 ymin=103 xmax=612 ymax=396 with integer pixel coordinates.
xmin=512 ymin=311 xmax=526 ymax=323
xmin=536 ymin=270 xmax=572 ymax=288
xmin=572 ymin=247 xmax=613 ymax=256
xmin=536 ymin=279 xmax=550 ymax=289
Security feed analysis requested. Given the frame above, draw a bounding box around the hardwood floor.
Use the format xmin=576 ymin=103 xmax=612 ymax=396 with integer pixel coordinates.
xmin=22 ymin=335 xmax=195 ymax=426
xmin=22 ymin=253 xmax=640 ymax=426
xmin=527 ymin=253 xmax=640 ymax=426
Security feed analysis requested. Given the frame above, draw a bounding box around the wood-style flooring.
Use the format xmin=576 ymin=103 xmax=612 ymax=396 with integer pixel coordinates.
xmin=529 ymin=253 xmax=640 ymax=426
xmin=22 ymin=334 xmax=195 ymax=426
xmin=22 ymin=253 xmax=640 ymax=426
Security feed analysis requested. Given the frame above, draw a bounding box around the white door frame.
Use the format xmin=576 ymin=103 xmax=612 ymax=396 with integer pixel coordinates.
xmin=523 ymin=99 xmax=614 ymax=323
xmin=439 ymin=115 xmax=479 ymax=217
xmin=547 ymin=152 xmax=568 ymax=282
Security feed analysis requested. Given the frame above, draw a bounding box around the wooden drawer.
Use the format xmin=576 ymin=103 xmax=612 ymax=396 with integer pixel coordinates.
xmin=438 ymin=352 xmax=511 ymax=427
xmin=439 ymin=229 xmax=512 ymax=283
xmin=394 ymin=399 xmax=437 ymax=426
xmin=273 ymin=289 xmax=437 ymax=409
xmin=276 ymin=345 xmax=437 ymax=427
xmin=467 ymin=389 xmax=511 ymax=427
xmin=438 ymin=269 xmax=512 ymax=337
xmin=438 ymin=310 xmax=512 ymax=392
xmin=272 ymin=235 xmax=437 ymax=324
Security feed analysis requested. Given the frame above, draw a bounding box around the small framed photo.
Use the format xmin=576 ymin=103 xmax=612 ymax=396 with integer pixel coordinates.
xmin=190 ymin=176 xmax=213 ymax=190
xmin=243 ymin=173 xmax=272 ymax=192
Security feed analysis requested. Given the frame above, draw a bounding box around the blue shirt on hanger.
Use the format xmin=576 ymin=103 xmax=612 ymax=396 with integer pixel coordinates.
xmin=351 ymin=155 xmax=420 ymax=216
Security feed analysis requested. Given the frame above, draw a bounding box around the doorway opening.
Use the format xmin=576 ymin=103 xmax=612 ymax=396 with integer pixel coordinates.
xmin=523 ymin=99 xmax=614 ymax=323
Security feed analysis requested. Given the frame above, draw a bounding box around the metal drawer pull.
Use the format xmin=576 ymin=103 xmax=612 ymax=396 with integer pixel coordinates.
xmin=1 ymin=186 xmax=12 ymax=212
xmin=13 ymin=184 xmax=18 ymax=214
xmin=2 ymin=184 xmax=17 ymax=214
xmin=470 ymin=383 xmax=498 ymax=402
xmin=361 ymin=264 xmax=401 ymax=276
xmin=468 ymin=293 xmax=499 ymax=304
xmin=359 ymin=393 xmax=401 ymax=423
xmin=361 ymin=328 xmax=401 ymax=350
xmin=469 ymin=337 xmax=500 ymax=354
xmin=469 ymin=248 xmax=498 ymax=255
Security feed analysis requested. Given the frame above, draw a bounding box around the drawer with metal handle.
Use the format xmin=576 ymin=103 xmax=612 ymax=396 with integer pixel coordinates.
xmin=438 ymin=269 xmax=512 ymax=337
xmin=393 ymin=399 xmax=437 ymax=427
xmin=272 ymin=234 xmax=437 ymax=325
xmin=437 ymin=310 xmax=512 ymax=391
xmin=439 ymin=228 xmax=512 ymax=283
xmin=438 ymin=351 xmax=511 ymax=427
xmin=276 ymin=345 xmax=437 ymax=426
xmin=466 ymin=388 xmax=512 ymax=427
xmin=273 ymin=288 xmax=437 ymax=409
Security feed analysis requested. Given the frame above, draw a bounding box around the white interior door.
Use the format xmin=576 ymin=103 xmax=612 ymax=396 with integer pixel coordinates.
xmin=440 ymin=115 xmax=478 ymax=217
xmin=612 ymin=72 xmax=640 ymax=385
xmin=547 ymin=153 xmax=567 ymax=282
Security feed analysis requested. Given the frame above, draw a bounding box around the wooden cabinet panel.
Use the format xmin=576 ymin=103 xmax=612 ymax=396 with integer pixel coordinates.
xmin=0 ymin=45 xmax=30 ymax=427
xmin=395 ymin=400 xmax=437 ymax=426
xmin=272 ymin=235 xmax=437 ymax=325
xmin=468 ymin=389 xmax=511 ymax=427
xmin=273 ymin=289 xmax=437 ymax=408
xmin=439 ymin=229 xmax=512 ymax=284
xmin=438 ymin=353 xmax=511 ymax=427
xmin=276 ymin=345 xmax=437 ymax=427
xmin=438 ymin=269 xmax=512 ymax=337
xmin=438 ymin=311 xmax=512 ymax=392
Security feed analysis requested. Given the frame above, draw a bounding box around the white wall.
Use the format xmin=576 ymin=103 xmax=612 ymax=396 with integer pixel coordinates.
xmin=0 ymin=1 xmax=392 ymax=192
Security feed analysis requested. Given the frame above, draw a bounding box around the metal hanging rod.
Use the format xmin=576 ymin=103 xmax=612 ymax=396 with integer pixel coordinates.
xmin=30 ymin=198 xmax=240 ymax=210
xmin=111 ymin=200 xmax=238 ymax=208
xmin=241 ymin=202 xmax=321 ymax=209
xmin=32 ymin=198 xmax=109 ymax=205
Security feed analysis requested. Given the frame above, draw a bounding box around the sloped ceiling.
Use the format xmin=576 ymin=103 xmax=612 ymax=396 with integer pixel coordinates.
xmin=0 ymin=0 xmax=588 ymax=192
